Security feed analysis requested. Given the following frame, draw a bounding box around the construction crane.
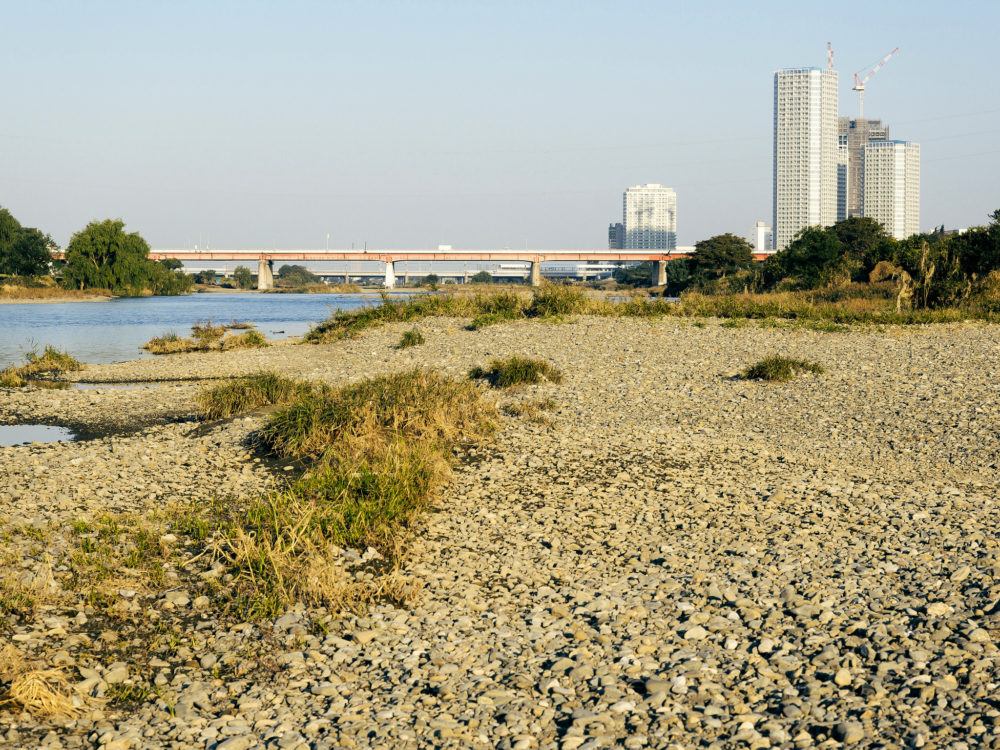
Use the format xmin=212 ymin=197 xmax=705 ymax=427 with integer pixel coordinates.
xmin=853 ymin=47 xmax=899 ymax=119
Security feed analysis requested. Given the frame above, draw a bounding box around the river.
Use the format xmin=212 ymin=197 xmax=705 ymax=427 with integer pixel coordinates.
xmin=0 ymin=292 xmax=397 ymax=369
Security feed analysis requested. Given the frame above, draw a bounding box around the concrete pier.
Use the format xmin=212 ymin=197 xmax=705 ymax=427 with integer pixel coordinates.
xmin=384 ymin=260 xmax=396 ymax=289
xmin=530 ymin=261 xmax=542 ymax=287
xmin=257 ymin=258 xmax=274 ymax=290
xmin=652 ymin=259 xmax=667 ymax=287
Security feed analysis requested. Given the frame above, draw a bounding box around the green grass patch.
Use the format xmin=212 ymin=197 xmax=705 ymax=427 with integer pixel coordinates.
xmin=397 ymin=328 xmax=425 ymax=348
xmin=197 ymin=372 xmax=306 ymax=420
xmin=741 ymin=355 xmax=825 ymax=382
xmin=0 ymin=345 xmax=81 ymax=388
xmin=259 ymin=369 xmax=491 ymax=459
xmin=221 ymin=330 xmax=268 ymax=350
xmin=214 ymin=369 xmax=494 ymax=615
xmin=144 ymin=322 xmax=268 ymax=355
xmin=469 ymin=356 xmax=563 ymax=388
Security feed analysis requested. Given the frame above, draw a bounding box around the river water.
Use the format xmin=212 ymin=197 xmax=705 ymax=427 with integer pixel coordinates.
xmin=0 ymin=292 xmax=395 ymax=369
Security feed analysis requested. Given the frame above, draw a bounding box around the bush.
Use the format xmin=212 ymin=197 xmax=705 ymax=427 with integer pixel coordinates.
xmin=470 ymin=270 xmax=492 ymax=283
xmin=741 ymin=356 xmax=825 ymax=382
xmin=398 ymin=328 xmax=425 ymax=348
xmin=469 ymin=356 xmax=563 ymax=388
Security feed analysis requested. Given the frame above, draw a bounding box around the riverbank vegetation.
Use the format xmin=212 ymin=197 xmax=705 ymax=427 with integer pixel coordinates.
xmin=198 ymin=372 xmax=307 ymax=420
xmin=616 ymin=212 xmax=1000 ymax=313
xmin=0 ymin=345 xmax=81 ymax=388
xmin=143 ymin=321 xmax=268 ymax=355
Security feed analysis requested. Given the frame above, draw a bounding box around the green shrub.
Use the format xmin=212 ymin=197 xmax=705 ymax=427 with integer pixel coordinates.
xmin=741 ymin=356 xmax=825 ymax=382
xmin=469 ymin=356 xmax=563 ymax=388
xmin=398 ymin=328 xmax=425 ymax=348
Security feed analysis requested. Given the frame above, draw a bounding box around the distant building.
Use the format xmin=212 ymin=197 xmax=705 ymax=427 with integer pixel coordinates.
xmin=862 ymin=140 xmax=920 ymax=240
xmin=837 ymin=140 xmax=849 ymax=222
xmin=749 ymin=221 xmax=773 ymax=252
xmin=608 ymin=222 xmax=624 ymax=250
xmin=773 ymin=67 xmax=839 ymax=250
xmin=838 ymin=117 xmax=890 ymax=221
xmin=623 ymin=184 xmax=677 ymax=250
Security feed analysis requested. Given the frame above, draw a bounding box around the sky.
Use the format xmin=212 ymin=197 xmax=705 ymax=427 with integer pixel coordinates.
xmin=2 ymin=0 xmax=998 ymax=250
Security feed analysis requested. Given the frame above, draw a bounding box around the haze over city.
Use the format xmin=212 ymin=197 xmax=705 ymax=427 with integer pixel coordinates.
xmin=2 ymin=0 xmax=997 ymax=249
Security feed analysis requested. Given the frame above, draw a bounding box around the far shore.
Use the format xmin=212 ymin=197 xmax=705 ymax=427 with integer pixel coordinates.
xmin=0 ymin=294 xmax=112 ymax=305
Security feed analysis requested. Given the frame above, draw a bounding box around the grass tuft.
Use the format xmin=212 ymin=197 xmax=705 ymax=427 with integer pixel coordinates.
xmin=0 ymin=644 xmax=81 ymax=718
xmin=397 ymin=328 xmax=425 ymax=348
xmin=469 ymin=356 xmax=563 ymax=388
xmin=741 ymin=355 xmax=825 ymax=382
xmin=221 ymin=330 xmax=268 ymax=350
xmin=198 ymin=372 xmax=306 ymax=420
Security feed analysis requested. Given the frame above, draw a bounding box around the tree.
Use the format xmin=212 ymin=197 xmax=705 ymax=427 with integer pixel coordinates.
xmin=470 ymin=270 xmax=492 ymax=283
xmin=831 ymin=217 xmax=895 ymax=280
xmin=613 ymin=262 xmax=654 ymax=287
xmin=61 ymin=218 xmax=189 ymax=295
xmin=422 ymin=273 xmax=440 ymax=285
xmin=159 ymin=257 xmax=184 ymax=271
xmin=770 ymin=226 xmax=844 ymax=288
xmin=688 ymin=234 xmax=754 ymax=279
xmin=276 ymin=264 xmax=320 ymax=286
xmin=233 ymin=265 xmax=254 ymax=289
xmin=194 ymin=269 xmax=217 ymax=284
xmin=0 ymin=207 xmax=54 ymax=277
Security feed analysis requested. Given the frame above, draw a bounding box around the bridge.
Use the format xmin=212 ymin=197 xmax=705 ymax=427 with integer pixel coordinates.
xmin=144 ymin=248 xmax=773 ymax=289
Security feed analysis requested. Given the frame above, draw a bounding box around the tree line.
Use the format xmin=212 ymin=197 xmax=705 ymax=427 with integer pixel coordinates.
xmin=616 ymin=210 xmax=1000 ymax=310
xmin=0 ymin=207 xmax=192 ymax=295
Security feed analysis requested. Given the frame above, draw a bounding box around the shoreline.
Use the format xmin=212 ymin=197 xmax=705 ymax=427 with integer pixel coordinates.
xmin=1 ymin=315 xmax=998 ymax=747
xmin=0 ymin=294 xmax=113 ymax=304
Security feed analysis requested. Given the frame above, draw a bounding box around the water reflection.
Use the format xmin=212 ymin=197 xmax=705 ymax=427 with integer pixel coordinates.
xmin=0 ymin=424 xmax=77 ymax=446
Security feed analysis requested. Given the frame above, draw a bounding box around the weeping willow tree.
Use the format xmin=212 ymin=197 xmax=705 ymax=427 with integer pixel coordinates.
xmin=61 ymin=219 xmax=191 ymax=295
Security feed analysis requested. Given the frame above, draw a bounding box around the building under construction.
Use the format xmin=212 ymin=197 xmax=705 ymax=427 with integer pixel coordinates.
xmin=838 ymin=117 xmax=890 ymax=221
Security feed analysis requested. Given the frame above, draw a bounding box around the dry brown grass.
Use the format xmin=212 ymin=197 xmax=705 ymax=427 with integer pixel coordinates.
xmin=0 ymin=645 xmax=82 ymax=719
xmin=0 ymin=284 xmax=112 ymax=301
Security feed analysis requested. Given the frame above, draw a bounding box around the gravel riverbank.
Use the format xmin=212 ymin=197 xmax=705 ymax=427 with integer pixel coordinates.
xmin=2 ymin=316 xmax=999 ymax=749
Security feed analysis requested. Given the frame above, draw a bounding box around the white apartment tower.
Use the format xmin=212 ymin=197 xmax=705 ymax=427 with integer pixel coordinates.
xmin=623 ymin=184 xmax=677 ymax=250
xmin=862 ymin=140 xmax=920 ymax=240
xmin=749 ymin=221 xmax=773 ymax=252
xmin=773 ymin=67 xmax=839 ymax=250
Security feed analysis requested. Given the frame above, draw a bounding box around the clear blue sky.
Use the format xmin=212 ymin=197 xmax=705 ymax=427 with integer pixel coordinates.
xmin=2 ymin=0 xmax=997 ymax=249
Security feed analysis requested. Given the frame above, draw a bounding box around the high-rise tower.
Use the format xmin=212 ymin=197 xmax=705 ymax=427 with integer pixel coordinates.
xmin=773 ymin=67 xmax=839 ymax=250
xmin=623 ymin=184 xmax=677 ymax=250
xmin=862 ymin=140 xmax=920 ymax=240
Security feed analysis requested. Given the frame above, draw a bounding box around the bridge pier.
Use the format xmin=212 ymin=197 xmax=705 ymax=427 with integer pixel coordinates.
xmin=383 ymin=261 xmax=396 ymax=289
xmin=529 ymin=261 xmax=542 ymax=287
xmin=257 ymin=258 xmax=274 ymax=290
xmin=652 ymin=259 xmax=667 ymax=287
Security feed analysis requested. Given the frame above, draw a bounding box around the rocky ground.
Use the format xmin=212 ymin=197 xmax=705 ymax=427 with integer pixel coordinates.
xmin=1 ymin=316 xmax=999 ymax=749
